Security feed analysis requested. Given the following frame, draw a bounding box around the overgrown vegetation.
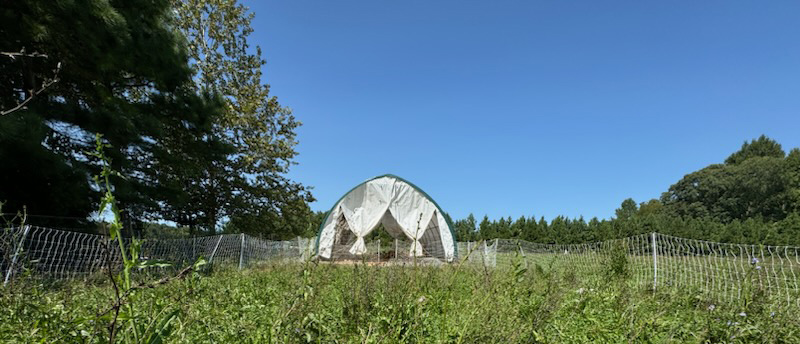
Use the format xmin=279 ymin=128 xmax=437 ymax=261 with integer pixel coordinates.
xmin=87 ymin=133 xmax=207 ymax=343
xmin=1 ymin=260 xmax=798 ymax=343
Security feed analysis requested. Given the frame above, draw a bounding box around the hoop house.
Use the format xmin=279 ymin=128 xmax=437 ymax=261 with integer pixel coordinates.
xmin=315 ymin=175 xmax=456 ymax=262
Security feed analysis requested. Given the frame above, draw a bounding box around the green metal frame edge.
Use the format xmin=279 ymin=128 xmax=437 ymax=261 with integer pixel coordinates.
xmin=313 ymin=174 xmax=459 ymax=259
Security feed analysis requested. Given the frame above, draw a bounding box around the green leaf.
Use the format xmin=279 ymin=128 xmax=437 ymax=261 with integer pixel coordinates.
xmin=146 ymin=309 xmax=180 ymax=344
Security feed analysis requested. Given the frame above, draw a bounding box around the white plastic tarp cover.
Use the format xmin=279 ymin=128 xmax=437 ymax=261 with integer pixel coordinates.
xmin=317 ymin=176 xmax=454 ymax=261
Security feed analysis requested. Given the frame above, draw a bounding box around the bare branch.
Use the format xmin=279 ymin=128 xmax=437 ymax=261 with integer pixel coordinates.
xmin=1 ymin=62 xmax=61 ymax=116
xmin=0 ymin=49 xmax=48 ymax=60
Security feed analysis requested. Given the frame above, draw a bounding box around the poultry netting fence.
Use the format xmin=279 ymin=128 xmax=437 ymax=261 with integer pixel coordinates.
xmin=490 ymin=233 xmax=800 ymax=307
xmin=2 ymin=226 xmax=799 ymax=306
xmin=0 ymin=226 xmax=315 ymax=284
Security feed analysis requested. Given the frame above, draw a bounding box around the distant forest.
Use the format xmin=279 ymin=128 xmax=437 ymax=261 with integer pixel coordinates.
xmin=443 ymin=136 xmax=800 ymax=246
xmin=325 ymin=136 xmax=800 ymax=246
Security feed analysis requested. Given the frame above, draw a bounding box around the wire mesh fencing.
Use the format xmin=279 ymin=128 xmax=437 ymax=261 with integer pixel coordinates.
xmin=490 ymin=233 xmax=800 ymax=307
xmin=2 ymin=226 xmax=799 ymax=306
xmin=0 ymin=226 xmax=316 ymax=285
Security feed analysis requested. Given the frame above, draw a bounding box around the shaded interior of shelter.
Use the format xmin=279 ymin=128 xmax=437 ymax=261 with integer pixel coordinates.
xmin=328 ymin=210 xmax=447 ymax=261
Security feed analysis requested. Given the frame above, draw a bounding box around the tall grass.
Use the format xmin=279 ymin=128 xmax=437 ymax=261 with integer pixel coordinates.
xmin=2 ymin=257 xmax=798 ymax=343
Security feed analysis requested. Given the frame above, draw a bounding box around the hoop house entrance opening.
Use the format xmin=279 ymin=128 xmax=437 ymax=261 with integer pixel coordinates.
xmin=315 ymin=175 xmax=457 ymax=262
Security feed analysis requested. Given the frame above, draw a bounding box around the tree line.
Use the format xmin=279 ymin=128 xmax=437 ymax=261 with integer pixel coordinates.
xmin=1 ymin=0 xmax=314 ymax=238
xmin=448 ymin=136 xmax=800 ymax=246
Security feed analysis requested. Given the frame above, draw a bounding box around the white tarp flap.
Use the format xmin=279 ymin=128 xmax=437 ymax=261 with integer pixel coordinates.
xmin=316 ymin=175 xmax=456 ymax=261
xmin=342 ymin=178 xmax=394 ymax=255
xmin=317 ymin=205 xmax=341 ymax=259
xmin=436 ymin=211 xmax=455 ymax=261
xmin=389 ymin=181 xmax=437 ymax=257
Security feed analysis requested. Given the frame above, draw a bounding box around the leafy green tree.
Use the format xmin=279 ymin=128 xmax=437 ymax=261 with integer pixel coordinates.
xmin=776 ymin=212 xmax=800 ymax=245
xmin=725 ymin=135 xmax=785 ymax=165
xmin=659 ymin=136 xmax=797 ymax=223
xmin=785 ymin=148 xmax=800 ymax=214
xmin=146 ymin=92 xmax=235 ymax=234
xmin=510 ymin=216 xmax=526 ymax=239
xmin=521 ymin=216 xmax=540 ymax=242
xmin=615 ymin=198 xmax=638 ymax=221
xmin=454 ymin=213 xmax=477 ymax=241
xmin=226 ymin=192 xmax=315 ymax=239
xmin=662 ymin=157 xmax=790 ymax=222
xmin=477 ymin=215 xmax=492 ymax=240
xmin=171 ymin=0 xmax=313 ymax=236
xmin=637 ymin=199 xmax=664 ymax=216
xmin=548 ymin=216 xmax=567 ymax=244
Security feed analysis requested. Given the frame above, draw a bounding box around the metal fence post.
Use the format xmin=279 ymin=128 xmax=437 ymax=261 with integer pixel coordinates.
xmin=239 ymin=233 xmax=245 ymax=270
xmin=297 ymin=236 xmax=302 ymax=261
xmin=482 ymin=240 xmax=488 ymax=268
xmin=4 ymin=225 xmax=31 ymax=287
xmin=494 ymin=239 xmax=499 ymax=267
xmin=652 ymin=232 xmax=658 ymax=290
xmin=208 ymin=234 xmax=223 ymax=265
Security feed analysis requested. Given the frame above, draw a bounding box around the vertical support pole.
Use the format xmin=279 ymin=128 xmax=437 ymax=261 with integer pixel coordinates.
xmin=4 ymin=225 xmax=31 ymax=287
xmin=239 ymin=233 xmax=245 ymax=270
xmin=652 ymin=232 xmax=658 ymax=290
xmin=395 ymin=239 xmax=398 ymax=260
xmin=377 ymin=239 xmax=380 ymax=263
xmin=297 ymin=236 xmax=303 ymax=262
xmin=492 ymin=239 xmax=500 ymax=268
xmin=208 ymin=235 xmax=223 ymax=265
xmin=482 ymin=240 xmax=488 ymax=268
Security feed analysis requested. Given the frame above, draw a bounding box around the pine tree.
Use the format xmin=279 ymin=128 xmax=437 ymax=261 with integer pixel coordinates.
xmin=1 ymin=0 xmax=208 ymax=230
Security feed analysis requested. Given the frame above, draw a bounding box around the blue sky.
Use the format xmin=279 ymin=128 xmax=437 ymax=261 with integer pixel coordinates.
xmin=245 ymin=0 xmax=800 ymax=221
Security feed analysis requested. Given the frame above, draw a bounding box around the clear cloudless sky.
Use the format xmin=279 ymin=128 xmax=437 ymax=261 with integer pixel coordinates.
xmin=244 ymin=0 xmax=800 ymax=221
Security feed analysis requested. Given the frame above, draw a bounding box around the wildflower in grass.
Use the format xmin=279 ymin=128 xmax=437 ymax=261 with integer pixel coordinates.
xmin=739 ymin=312 xmax=747 ymax=317
xmin=707 ymin=304 xmax=716 ymax=311
xmin=771 ymin=312 xmax=776 ymax=317
xmin=577 ymin=288 xmax=586 ymax=294
xmin=751 ymin=257 xmax=759 ymax=265
xmin=756 ymin=266 xmax=762 ymax=270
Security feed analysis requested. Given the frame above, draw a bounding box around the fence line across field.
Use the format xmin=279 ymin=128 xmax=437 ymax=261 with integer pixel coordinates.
xmin=0 ymin=226 xmax=317 ymax=283
xmin=2 ymin=226 xmax=799 ymax=306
